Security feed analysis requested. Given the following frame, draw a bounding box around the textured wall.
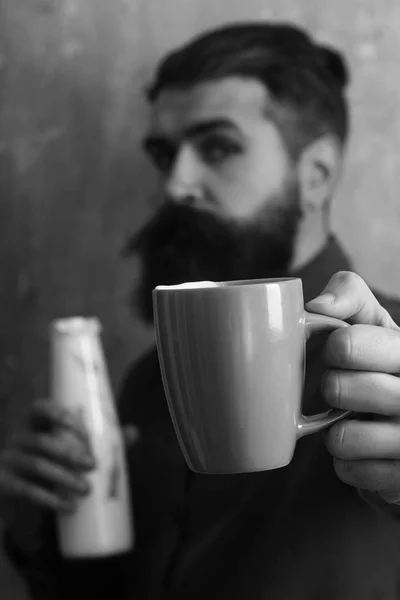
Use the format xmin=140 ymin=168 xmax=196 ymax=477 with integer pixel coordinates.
xmin=1 ymin=0 xmax=400 ymax=596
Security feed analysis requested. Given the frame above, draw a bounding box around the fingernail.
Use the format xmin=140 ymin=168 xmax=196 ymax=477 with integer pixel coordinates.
xmin=81 ymin=455 xmax=96 ymax=469
xmin=308 ymin=293 xmax=336 ymax=305
xmin=71 ymin=452 xmax=95 ymax=470
xmin=60 ymin=498 xmax=77 ymax=515
xmin=76 ymin=480 xmax=91 ymax=495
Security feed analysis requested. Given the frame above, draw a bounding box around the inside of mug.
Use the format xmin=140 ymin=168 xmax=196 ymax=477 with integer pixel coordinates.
xmin=155 ymin=277 xmax=298 ymax=290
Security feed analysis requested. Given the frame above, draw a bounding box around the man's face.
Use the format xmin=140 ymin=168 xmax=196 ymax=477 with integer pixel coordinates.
xmin=129 ymin=77 xmax=302 ymax=323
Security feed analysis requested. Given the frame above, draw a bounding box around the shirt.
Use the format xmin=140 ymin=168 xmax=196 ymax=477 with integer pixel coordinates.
xmin=5 ymin=238 xmax=400 ymax=600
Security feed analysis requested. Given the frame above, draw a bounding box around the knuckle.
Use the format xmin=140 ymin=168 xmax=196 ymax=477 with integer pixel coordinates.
xmin=332 ymin=271 xmax=364 ymax=288
xmin=378 ymin=307 xmax=396 ymax=328
xmin=341 ymin=271 xmax=364 ymax=286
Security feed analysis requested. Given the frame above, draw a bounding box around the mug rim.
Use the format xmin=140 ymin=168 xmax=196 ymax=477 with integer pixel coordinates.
xmin=153 ymin=277 xmax=301 ymax=292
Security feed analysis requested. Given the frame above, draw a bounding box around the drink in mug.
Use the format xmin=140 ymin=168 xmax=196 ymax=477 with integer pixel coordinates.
xmin=50 ymin=317 xmax=134 ymax=558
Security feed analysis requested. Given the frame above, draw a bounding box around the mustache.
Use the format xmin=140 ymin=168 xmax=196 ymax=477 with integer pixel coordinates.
xmin=123 ymin=203 xmax=240 ymax=258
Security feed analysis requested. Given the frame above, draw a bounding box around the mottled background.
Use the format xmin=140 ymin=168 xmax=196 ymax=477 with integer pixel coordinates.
xmin=1 ymin=0 xmax=400 ymax=596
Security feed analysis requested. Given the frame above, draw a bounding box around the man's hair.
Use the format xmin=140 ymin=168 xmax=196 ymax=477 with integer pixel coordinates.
xmin=147 ymin=22 xmax=350 ymax=157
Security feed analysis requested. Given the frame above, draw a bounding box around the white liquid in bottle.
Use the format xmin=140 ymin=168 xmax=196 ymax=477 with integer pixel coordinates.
xmin=50 ymin=317 xmax=134 ymax=559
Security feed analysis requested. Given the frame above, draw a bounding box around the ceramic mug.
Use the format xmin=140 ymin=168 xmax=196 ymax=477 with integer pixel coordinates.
xmin=153 ymin=278 xmax=349 ymax=474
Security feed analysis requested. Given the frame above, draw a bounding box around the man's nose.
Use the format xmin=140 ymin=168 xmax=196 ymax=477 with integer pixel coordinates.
xmin=164 ymin=146 xmax=203 ymax=206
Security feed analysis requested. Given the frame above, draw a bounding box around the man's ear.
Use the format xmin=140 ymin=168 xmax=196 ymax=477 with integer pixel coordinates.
xmin=297 ymin=135 xmax=343 ymax=213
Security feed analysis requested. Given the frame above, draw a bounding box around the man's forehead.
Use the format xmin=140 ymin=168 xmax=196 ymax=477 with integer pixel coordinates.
xmin=148 ymin=77 xmax=271 ymax=137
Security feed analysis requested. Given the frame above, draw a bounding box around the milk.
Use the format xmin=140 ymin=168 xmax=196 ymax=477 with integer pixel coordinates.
xmin=50 ymin=317 xmax=134 ymax=558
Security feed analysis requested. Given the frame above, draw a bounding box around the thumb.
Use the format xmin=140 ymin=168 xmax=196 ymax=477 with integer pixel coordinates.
xmin=122 ymin=425 xmax=141 ymax=449
xmin=306 ymin=271 xmax=398 ymax=329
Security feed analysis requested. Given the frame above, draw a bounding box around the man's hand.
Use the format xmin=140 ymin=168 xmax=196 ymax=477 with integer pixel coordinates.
xmin=0 ymin=399 xmax=139 ymax=517
xmin=0 ymin=400 xmax=96 ymax=515
xmin=306 ymin=271 xmax=400 ymax=504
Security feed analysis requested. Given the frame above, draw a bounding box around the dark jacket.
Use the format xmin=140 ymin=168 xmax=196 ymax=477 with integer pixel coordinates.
xmin=5 ymin=239 xmax=400 ymax=599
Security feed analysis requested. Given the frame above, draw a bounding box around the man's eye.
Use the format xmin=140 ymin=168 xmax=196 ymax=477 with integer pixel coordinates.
xmin=150 ymin=151 xmax=174 ymax=174
xmin=198 ymin=138 xmax=241 ymax=165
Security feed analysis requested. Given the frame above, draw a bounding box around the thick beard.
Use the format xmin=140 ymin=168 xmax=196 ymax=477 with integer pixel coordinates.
xmin=125 ymin=187 xmax=301 ymax=325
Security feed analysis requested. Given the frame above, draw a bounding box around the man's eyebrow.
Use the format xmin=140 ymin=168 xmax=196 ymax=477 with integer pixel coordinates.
xmin=143 ymin=118 xmax=241 ymax=151
xmin=183 ymin=118 xmax=241 ymax=139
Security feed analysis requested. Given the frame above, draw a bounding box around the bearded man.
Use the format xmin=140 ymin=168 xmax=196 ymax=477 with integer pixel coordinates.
xmin=3 ymin=22 xmax=400 ymax=600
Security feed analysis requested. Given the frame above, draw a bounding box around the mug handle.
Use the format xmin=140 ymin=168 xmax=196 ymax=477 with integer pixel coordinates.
xmin=296 ymin=311 xmax=351 ymax=439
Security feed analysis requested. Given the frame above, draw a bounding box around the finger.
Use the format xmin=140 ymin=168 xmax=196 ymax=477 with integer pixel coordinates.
xmin=325 ymin=419 xmax=400 ymax=460
xmin=4 ymin=451 xmax=91 ymax=496
xmin=333 ymin=457 xmax=400 ymax=495
xmin=306 ymin=271 xmax=399 ymax=329
xmin=0 ymin=469 xmax=76 ymax=513
xmin=30 ymin=401 xmax=94 ymax=462
xmin=122 ymin=425 xmax=140 ymax=449
xmin=323 ymin=369 xmax=400 ymax=415
xmin=323 ymin=324 xmax=400 ymax=373
xmin=31 ymin=400 xmax=90 ymax=444
xmin=17 ymin=432 xmax=96 ymax=471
